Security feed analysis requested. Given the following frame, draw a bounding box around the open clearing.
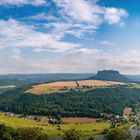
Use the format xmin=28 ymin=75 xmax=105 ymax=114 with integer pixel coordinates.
xmin=27 ymin=80 xmax=126 ymax=94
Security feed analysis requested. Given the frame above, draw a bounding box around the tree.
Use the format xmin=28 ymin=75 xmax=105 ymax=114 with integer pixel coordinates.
xmin=18 ymin=127 xmax=41 ymax=140
xmin=62 ymin=129 xmax=81 ymax=140
xmin=0 ymin=124 xmax=21 ymax=140
xmin=0 ymin=125 xmax=13 ymax=140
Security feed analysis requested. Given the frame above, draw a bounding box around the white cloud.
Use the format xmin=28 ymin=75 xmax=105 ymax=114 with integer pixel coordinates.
xmin=37 ymin=0 xmax=128 ymax=40
xmin=0 ymin=0 xmax=128 ymax=40
xmin=104 ymin=7 xmax=128 ymax=25
xmin=53 ymin=0 xmax=102 ymax=24
xmin=44 ymin=22 xmax=96 ymax=38
xmin=53 ymin=0 xmax=128 ymax=26
xmin=98 ymin=40 xmax=116 ymax=46
xmin=1 ymin=46 xmax=140 ymax=74
xmin=0 ymin=0 xmax=131 ymax=74
xmin=0 ymin=19 xmax=79 ymax=52
xmin=29 ymin=13 xmax=57 ymax=21
xmin=24 ymin=0 xmax=128 ymax=39
xmin=0 ymin=0 xmax=47 ymax=6
xmin=67 ymin=48 xmax=109 ymax=59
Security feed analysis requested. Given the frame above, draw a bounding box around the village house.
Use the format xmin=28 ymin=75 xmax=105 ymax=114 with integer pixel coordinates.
xmin=5 ymin=112 xmax=14 ymax=117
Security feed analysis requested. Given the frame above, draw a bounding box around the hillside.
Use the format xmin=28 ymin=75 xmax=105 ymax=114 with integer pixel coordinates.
xmin=89 ymin=70 xmax=131 ymax=82
xmin=0 ymin=87 xmax=140 ymax=117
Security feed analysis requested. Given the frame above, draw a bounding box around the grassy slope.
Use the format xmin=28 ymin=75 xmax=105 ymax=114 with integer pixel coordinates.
xmin=0 ymin=113 xmax=110 ymax=135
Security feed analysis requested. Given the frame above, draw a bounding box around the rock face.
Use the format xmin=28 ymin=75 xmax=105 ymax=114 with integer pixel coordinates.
xmin=89 ymin=70 xmax=131 ymax=82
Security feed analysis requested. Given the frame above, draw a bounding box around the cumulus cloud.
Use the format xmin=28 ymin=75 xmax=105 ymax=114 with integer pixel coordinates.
xmin=104 ymin=7 xmax=128 ymax=25
xmin=0 ymin=19 xmax=79 ymax=52
xmin=0 ymin=0 xmax=131 ymax=74
xmin=53 ymin=0 xmax=128 ymax=26
xmin=53 ymin=0 xmax=102 ymax=24
xmin=0 ymin=0 xmax=128 ymax=40
xmin=31 ymin=0 xmax=127 ymax=39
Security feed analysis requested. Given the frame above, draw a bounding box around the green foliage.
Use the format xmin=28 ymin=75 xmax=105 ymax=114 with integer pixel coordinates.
xmin=105 ymin=128 xmax=131 ymax=140
xmin=18 ymin=127 xmax=41 ymax=140
xmin=62 ymin=129 xmax=81 ymax=140
xmin=102 ymin=129 xmax=109 ymax=134
xmin=0 ymin=124 xmax=21 ymax=140
xmin=0 ymin=124 xmax=49 ymax=140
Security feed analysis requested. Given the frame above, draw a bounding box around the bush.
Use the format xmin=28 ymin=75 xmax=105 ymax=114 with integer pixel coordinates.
xmin=105 ymin=128 xmax=131 ymax=140
xmin=0 ymin=124 xmax=21 ymax=140
xmin=62 ymin=129 xmax=81 ymax=140
xmin=17 ymin=127 xmax=41 ymax=140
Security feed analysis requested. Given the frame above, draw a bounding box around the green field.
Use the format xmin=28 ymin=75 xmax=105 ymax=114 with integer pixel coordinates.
xmin=0 ymin=112 xmax=132 ymax=137
xmin=133 ymin=84 xmax=140 ymax=88
xmin=0 ymin=113 xmax=110 ymax=136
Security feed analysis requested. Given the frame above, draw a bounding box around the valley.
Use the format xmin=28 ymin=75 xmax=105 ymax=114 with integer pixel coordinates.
xmin=0 ymin=70 xmax=140 ymax=139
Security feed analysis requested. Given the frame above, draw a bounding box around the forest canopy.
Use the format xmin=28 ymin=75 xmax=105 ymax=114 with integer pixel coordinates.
xmin=0 ymin=87 xmax=139 ymax=118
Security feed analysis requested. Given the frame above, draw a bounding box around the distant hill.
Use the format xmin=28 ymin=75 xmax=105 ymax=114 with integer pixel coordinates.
xmin=125 ymin=75 xmax=140 ymax=82
xmin=88 ymin=70 xmax=131 ymax=82
xmin=0 ymin=73 xmax=93 ymax=86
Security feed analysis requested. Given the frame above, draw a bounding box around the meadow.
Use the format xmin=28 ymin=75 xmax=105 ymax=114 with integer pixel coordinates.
xmin=0 ymin=112 xmax=110 ymax=136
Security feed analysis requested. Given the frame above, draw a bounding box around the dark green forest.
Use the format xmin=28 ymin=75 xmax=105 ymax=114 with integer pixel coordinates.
xmin=0 ymin=87 xmax=140 ymax=118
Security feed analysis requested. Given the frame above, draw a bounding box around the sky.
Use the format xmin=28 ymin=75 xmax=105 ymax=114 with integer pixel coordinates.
xmin=0 ymin=0 xmax=140 ymax=74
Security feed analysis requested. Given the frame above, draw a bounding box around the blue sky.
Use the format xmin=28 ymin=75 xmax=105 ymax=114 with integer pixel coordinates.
xmin=0 ymin=0 xmax=139 ymax=74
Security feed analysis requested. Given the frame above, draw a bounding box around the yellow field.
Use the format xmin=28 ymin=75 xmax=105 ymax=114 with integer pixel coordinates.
xmin=44 ymin=81 xmax=77 ymax=87
xmin=27 ymin=80 xmax=126 ymax=94
xmin=78 ymin=80 xmax=111 ymax=86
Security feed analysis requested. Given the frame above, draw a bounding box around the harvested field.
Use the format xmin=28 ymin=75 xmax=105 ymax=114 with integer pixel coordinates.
xmin=62 ymin=117 xmax=96 ymax=123
xmin=42 ymin=81 xmax=77 ymax=87
xmin=27 ymin=81 xmax=77 ymax=94
xmin=106 ymin=81 xmax=126 ymax=85
xmin=78 ymin=80 xmax=111 ymax=86
xmin=27 ymin=80 xmax=126 ymax=95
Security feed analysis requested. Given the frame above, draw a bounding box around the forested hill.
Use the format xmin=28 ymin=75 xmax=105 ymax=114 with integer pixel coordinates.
xmin=0 ymin=87 xmax=139 ymax=118
xmin=89 ymin=70 xmax=131 ymax=82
